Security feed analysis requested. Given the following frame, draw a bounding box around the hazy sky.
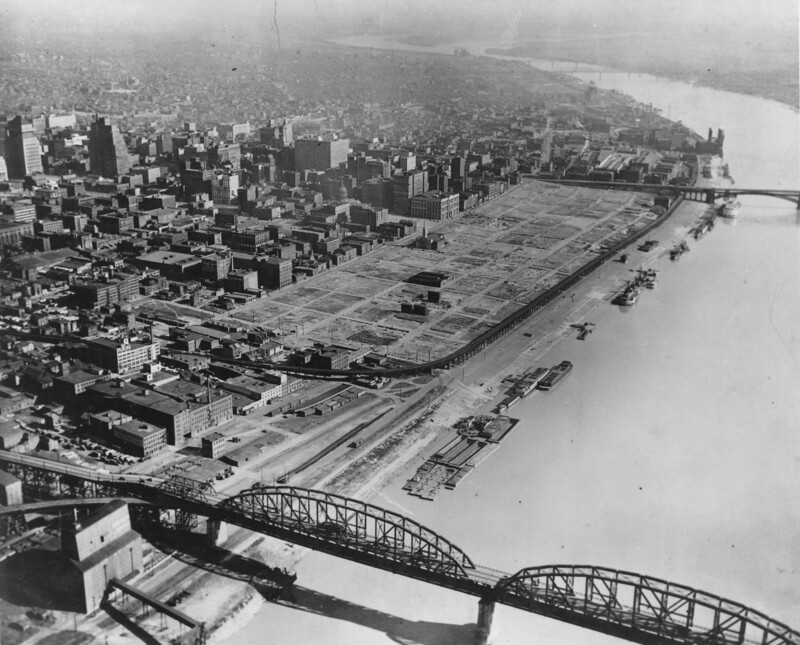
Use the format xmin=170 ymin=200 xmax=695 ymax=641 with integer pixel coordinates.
xmin=2 ymin=0 xmax=797 ymax=38
xmin=1 ymin=0 xmax=797 ymax=72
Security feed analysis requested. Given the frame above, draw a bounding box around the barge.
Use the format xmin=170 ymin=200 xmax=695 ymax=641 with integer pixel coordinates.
xmin=537 ymin=360 xmax=573 ymax=391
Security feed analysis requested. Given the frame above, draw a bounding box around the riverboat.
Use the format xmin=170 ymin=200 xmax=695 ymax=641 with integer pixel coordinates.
xmin=719 ymin=198 xmax=741 ymax=218
xmin=615 ymin=286 xmax=640 ymax=306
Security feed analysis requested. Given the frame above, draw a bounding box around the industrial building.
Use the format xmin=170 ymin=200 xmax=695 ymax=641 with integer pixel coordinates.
xmin=61 ymin=500 xmax=143 ymax=613
xmin=85 ymin=337 xmax=160 ymax=373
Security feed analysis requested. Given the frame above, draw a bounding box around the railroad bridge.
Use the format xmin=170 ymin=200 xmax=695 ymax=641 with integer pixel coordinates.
xmin=1 ymin=452 xmax=798 ymax=645
xmin=537 ymin=178 xmax=800 ymax=208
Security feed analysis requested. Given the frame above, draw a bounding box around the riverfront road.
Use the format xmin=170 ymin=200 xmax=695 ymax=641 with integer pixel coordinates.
xmin=2 ymin=451 xmax=798 ymax=645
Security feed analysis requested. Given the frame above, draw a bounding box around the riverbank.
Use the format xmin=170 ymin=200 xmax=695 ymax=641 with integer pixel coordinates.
xmin=225 ymin=31 xmax=799 ymax=645
xmin=220 ymin=190 xmax=719 ymax=643
xmin=333 ymin=34 xmax=799 ymax=111
xmin=483 ymin=47 xmax=799 ymax=110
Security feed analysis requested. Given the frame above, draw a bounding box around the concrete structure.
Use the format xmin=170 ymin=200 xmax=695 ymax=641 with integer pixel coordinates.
xmin=218 ymin=122 xmax=250 ymax=141
xmin=89 ymin=377 xmax=233 ymax=447
xmin=47 ymin=113 xmax=77 ymax=129
xmin=201 ymin=432 xmax=226 ymax=459
xmin=219 ymin=374 xmax=283 ymax=411
xmin=260 ymin=118 xmax=293 ymax=147
xmin=71 ymin=273 xmax=140 ymax=309
xmin=0 ymin=470 xmax=23 ymax=506
xmin=410 ymin=191 xmax=460 ymax=221
xmin=362 ymin=177 xmax=394 ymax=210
xmin=132 ymin=250 xmax=201 ymax=280
xmin=113 ymin=420 xmax=167 ymax=457
xmin=212 ymin=171 xmax=240 ymax=205
xmin=294 ymin=136 xmax=350 ymax=171
xmin=85 ymin=338 xmax=160 ymax=373
xmin=55 ymin=370 xmax=113 ymax=396
xmin=89 ymin=117 xmax=130 ymax=178
xmin=0 ymin=386 xmax=36 ymax=416
xmin=392 ymin=170 xmax=426 ymax=216
xmin=350 ymin=203 xmax=388 ymax=228
xmin=61 ymin=500 xmax=143 ymax=613
xmin=5 ymin=116 xmax=43 ymax=178
xmin=260 ymin=256 xmax=292 ymax=290
xmin=223 ymin=270 xmax=259 ymax=293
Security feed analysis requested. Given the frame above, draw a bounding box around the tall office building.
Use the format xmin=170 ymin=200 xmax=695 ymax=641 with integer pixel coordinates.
xmin=294 ymin=136 xmax=350 ymax=171
xmin=260 ymin=118 xmax=293 ymax=147
xmin=392 ymin=170 xmax=426 ymax=216
xmin=89 ymin=116 xmax=130 ymax=178
xmin=451 ymin=155 xmax=467 ymax=180
xmin=212 ymin=171 xmax=240 ymax=205
xmin=5 ymin=116 xmax=43 ymax=179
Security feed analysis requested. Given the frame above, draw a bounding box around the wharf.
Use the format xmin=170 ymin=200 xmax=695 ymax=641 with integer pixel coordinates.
xmin=495 ymin=367 xmax=549 ymax=412
xmin=403 ymin=416 xmax=518 ymax=500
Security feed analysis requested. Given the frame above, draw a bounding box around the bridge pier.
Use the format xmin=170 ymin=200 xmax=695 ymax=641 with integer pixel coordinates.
xmin=474 ymin=598 xmax=495 ymax=645
xmin=206 ymin=519 xmax=228 ymax=549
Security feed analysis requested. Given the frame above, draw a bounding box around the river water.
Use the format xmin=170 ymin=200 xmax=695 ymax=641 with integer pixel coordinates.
xmin=226 ymin=37 xmax=800 ymax=644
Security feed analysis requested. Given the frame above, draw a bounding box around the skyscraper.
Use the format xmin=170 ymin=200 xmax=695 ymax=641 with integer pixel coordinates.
xmin=294 ymin=136 xmax=350 ymax=171
xmin=392 ymin=170 xmax=426 ymax=216
xmin=5 ymin=116 xmax=43 ymax=179
xmin=89 ymin=116 xmax=130 ymax=178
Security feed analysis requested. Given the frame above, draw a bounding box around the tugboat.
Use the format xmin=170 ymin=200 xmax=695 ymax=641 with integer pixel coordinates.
xmin=670 ymin=240 xmax=690 ymax=260
xmin=615 ymin=284 xmax=640 ymax=306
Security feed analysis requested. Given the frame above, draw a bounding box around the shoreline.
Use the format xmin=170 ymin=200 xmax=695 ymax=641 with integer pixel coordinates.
xmin=329 ymin=34 xmax=799 ymax=112
xmin=220 ymin=191 xmax=716 ymax=643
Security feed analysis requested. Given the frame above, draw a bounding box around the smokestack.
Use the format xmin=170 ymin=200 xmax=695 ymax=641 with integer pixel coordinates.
xmin=207 ymin=375 xmax=212 ymax=404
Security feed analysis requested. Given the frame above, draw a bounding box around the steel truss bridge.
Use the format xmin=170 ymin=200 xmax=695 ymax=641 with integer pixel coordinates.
xmin=536 ymin=179 xmax=800 ymax=208
xmin=1 ymin=452 xmax=797 ymax=645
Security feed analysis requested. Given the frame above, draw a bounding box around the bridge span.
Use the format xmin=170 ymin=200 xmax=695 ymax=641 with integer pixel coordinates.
xmin=1 ymin=451 xmax=797 ymax=645
xmin=536 ymin=178 xmax=800 ymax=207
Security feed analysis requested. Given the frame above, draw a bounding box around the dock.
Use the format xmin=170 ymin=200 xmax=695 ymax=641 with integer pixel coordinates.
xmin=403 ymin=416 xmax=518 ymax=500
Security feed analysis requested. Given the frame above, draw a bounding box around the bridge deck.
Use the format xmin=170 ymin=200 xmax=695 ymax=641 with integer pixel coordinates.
xmin=0 ymin=498 xmax=146 ymax=515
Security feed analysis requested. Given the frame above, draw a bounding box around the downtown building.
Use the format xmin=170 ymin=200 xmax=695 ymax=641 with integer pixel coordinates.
xmin=89 ymin=117 xmax=130 ymax=178
xmin=4 ymin=116 xmax=43 ymax=179
xmin=85 ymin=337 xmax=160 ymax=373
xmin=294 ymin=136 xmax=350 ymax=171
xmin=392 ymin=170 xmax=426 ymax=216
xmin=409 ymin=191 xmax=460 ymax=221
xmin=211 ymin=170 xmax=240 ymax=205
xmin=88 ymin=377 xmax=233 ymax=447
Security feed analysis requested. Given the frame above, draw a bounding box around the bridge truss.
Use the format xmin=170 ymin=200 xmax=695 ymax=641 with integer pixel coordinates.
xmin=494 ymin=565 xmax=800 ymax=645
xmin=218 ymin=487 xmax=476 ymax=582
xmin=1 ymin=453 xmax=798 ymax=644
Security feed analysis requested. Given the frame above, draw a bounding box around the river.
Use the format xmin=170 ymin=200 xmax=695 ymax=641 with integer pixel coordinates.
xmin=225 ymin=36 xmax=800 ymax=645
